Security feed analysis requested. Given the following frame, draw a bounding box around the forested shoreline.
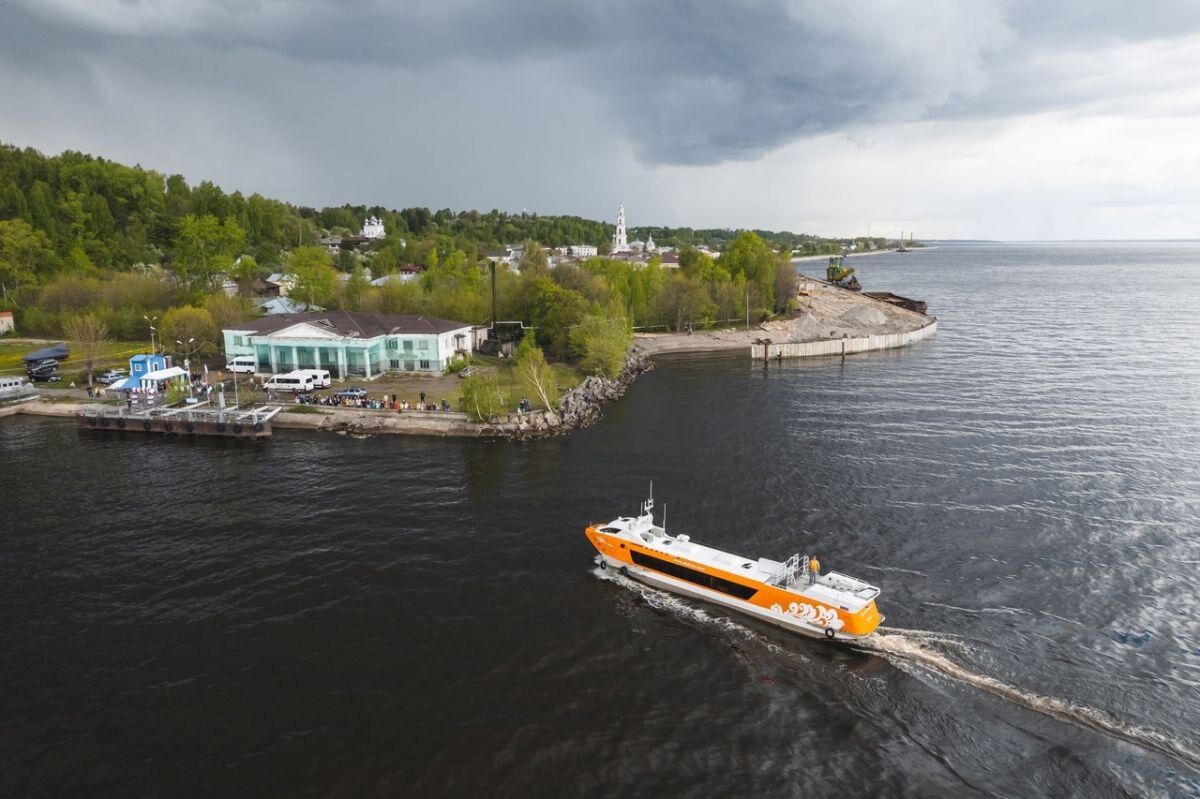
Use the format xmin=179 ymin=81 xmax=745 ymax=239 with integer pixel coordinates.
xmin=0 ymin=142 xmax=870 ymax=381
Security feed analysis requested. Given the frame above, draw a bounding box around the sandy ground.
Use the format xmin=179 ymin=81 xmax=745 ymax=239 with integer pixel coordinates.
xmin=635 ymin=280 xmax=930 ymax=356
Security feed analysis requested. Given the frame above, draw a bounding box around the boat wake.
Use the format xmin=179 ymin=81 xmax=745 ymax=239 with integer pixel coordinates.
xmin=859 ymin=631 xmax=1200 ymax=770
xmin=594 ymin=566 xmax=1200 ymax=770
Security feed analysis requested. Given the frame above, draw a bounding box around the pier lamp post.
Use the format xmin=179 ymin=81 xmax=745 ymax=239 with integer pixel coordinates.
xmin=176 ymin=337 xmax=196 ymax=396
xmin=144 ymin=315 xmax=158 ymax=354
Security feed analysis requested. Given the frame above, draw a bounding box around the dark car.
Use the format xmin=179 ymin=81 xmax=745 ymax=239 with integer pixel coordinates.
xmin=334 ymin=387 xmax=368 ymax=399
xmin=30 ymin=371 xmax=62 ymax=383
xmin=26 ymin=359 xmax=59 ymax=374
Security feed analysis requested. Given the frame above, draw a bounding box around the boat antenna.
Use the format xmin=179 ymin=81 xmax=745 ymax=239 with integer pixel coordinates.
xmin=662 ymin=502 xmax=667 ymax=534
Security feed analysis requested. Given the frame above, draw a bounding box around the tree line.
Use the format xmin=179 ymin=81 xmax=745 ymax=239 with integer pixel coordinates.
xmin=0 ymin=142 xmax=804 ymax=382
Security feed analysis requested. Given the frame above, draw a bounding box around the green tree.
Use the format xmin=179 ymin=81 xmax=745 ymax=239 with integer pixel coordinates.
xmin=460 ymin=373 xmax=508 ymax=421
xmin=570 ymin=312 xmax=631 ymax=378
xmin=286 ymin=245 xmax=338 ymax=309
xmin=62 ymin=312 xmax=110 ymax=387
xmin=718 ymin=231 xmax=785 ymax=313
xmin=202 ymin=292 xmax=256 ymax=334
xmin=518 ymin=240 xmax=549 ymax=276
xmin=659 ymin=273 xmax=716 ymax=331
xmin=515 ymin=335 xmax=559 ymax=411
xmin=527 ymin=277 xmax=587 ymax=359
xmin=0 ymin=218 xmax=54 ymax=300
xmin=161 ymin=305 xmax=219 ymax=358
xmin=232 ymin=255 xmax=260 ymax=295
xmin=173 ymin=214 xmax=245 ymax=292
xmin=339 ymin=263 xmax=372 ymax=311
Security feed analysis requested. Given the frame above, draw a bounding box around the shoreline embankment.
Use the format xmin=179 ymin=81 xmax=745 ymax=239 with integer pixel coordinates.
xmin=4 ymin=281 xmax=934 ymax=440
xmin=4 ymin=350 xmax=656 ymax=441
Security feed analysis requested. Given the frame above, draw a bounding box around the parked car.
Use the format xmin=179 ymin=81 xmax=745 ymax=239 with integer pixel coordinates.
xmin=334 ymin=387 xmax=368 ymax=399
xmin=25 ymin=358 xmax=59 ymax=374
xmin=30 ymin=372 xmax=62 ymax=383
xmin=98 ymin=369 xmax=127 ymax=384
xmin=458 ymin=365 xmax=478 ymax=378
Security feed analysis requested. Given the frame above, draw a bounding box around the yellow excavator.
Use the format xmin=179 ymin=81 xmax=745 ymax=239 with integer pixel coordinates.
xmin=826 ymin=256 xmax=861 ymax=291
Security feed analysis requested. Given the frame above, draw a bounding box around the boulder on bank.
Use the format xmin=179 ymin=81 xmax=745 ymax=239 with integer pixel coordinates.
xmin=500 ymin=348 xmax=654 ymax=440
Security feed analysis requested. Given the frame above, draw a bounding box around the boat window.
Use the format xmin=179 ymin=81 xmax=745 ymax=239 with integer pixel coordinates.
xmin=599 ymin=527 xmax=621 ymax=533
xmin=662 ymin=541 xmax=672 ymax=546
xmin=630 ymin=551 xmax=758 ymax=600
xmin=741 ymin=563 xmax=753 ymax=569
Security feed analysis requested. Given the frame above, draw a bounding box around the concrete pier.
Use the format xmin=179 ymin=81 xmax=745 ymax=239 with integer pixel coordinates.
xmin=76 ymin=402 xmax=281 ymax=439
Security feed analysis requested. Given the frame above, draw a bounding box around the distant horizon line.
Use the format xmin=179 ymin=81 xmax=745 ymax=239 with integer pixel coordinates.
xmin=918 ymin=238 xmax=1200 ymax=243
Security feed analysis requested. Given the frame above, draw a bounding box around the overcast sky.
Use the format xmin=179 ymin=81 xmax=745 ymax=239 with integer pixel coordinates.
xmin=3 ymin=0 xmax=1200 ymax=239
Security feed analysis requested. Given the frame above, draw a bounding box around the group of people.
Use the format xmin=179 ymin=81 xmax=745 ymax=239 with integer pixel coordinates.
xmin=516 ymin=397 xmax=534 ymax=413
xmin=284 ymin=389 xmax=452 ymax=413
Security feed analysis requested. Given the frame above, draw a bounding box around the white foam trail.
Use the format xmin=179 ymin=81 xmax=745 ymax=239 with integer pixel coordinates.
xmin=595 ymin=567 xmax=1200 ymax=769
xmin=858 ymin=631 xmax=1200 ymax=771
xmin=593 ymin=566 xmax=776 ymax=647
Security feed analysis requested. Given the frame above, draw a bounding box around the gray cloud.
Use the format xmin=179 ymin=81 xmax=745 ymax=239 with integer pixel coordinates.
xmin=16 ymin=0 xmax=1200 ymax=167
xmin=5 ymin=0 xmax=1200 ymax=239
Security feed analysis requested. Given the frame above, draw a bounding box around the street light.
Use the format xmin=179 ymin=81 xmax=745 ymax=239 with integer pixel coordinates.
xmin=176 ymin=337 xmax=196 ymax=396
xmin=144 ymin=315 xmax=158 ymax=355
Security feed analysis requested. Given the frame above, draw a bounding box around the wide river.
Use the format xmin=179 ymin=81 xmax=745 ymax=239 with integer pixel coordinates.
xmin=3 ymin=242 xmax=1200 ymax=797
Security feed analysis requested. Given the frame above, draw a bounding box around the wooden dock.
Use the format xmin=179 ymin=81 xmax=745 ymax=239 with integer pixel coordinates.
xmin=76 ymin=400 xmax=282 ymax=439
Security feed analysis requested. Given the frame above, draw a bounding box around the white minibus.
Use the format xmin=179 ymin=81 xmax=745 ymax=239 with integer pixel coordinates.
xmin=226 ymin=355 xmax=257 ymax=374
xmin=263 ymin=371 xmax=315 ymax=392
xmin=297 ymin=369 xmax=331 ymax=389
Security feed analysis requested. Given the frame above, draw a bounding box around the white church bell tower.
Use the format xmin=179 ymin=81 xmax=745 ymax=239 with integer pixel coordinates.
xmin=612 ymin=204 xmax=628 ymax=252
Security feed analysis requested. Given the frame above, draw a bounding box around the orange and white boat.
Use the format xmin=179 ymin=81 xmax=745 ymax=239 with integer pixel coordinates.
xmin=586 ymin=491 xmax=883 ymax=641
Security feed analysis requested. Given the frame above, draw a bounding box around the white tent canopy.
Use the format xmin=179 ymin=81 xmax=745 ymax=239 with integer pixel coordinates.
xmin=111 ymin=366 xmax=186 ymax=392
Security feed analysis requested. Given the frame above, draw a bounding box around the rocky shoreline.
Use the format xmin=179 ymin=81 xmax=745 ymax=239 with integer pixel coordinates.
xmin=4 ymin=349 xmax=658 ymax=442
xmin=477 ymin=348 xmax=656 ymax=440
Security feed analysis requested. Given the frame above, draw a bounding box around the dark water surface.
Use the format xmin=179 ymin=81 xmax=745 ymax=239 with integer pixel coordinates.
xmin=3 ymin=242 xmax=1200 ymax=797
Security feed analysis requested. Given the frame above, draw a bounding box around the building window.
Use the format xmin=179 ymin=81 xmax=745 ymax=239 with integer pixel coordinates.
xmin=419 ymin=359 xmax=430 ymax=370
xmin=418 ymin=339 xmax=429 ymax=351
xmin=389 ymin=359 xmax=399 ymax=369
xmin=404 ymin=360 xmax=415 ymax=371
xmin=386 ymin=338 xmax=398 ymax=351
xmin=403 ymin=340 xmax=414 ymax=353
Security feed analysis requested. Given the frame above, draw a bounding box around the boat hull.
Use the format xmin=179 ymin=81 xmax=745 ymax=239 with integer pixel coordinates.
xmin=596 ymin=553 xmax=877 ymax=643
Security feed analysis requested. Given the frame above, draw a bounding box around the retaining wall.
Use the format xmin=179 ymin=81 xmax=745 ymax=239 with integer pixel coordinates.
xmin=750 ymin=318 xmax=938 ymax=360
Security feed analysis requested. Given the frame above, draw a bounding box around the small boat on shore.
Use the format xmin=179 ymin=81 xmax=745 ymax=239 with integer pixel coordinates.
xmin=585 ymin=491 xmax=883 ymax=641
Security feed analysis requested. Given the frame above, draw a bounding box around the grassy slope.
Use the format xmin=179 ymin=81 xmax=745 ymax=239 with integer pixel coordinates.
xmin=0 ymin=340 xmax=149 ymax=377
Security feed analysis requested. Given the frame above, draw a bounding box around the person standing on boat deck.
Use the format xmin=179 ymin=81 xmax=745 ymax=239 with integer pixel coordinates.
xmin=809 ymin=556 xmax=821 ymax=585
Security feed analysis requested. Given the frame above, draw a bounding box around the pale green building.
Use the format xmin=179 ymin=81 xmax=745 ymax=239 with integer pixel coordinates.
xmin=222 ymin=311 xmax=475 ymax=379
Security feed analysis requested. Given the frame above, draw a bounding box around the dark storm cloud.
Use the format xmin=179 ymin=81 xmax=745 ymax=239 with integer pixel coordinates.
xmin=9 ymin=0 xmax=1200 ymax=166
